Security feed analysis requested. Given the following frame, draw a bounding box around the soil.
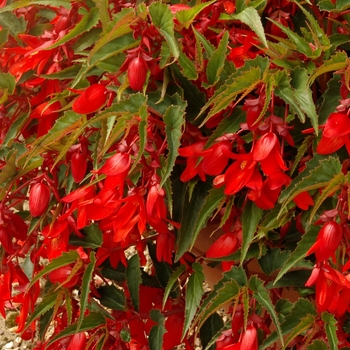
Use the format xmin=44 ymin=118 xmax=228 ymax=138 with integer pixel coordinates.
xmin=0 ymin=314 xmax=31 ymax=350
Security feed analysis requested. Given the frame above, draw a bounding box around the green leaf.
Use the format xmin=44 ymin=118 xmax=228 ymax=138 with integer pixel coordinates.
xmin=0 ymin=149 xmax=18 ymax=185
xmin=274 ymin=225 xmax=318 ymax=284
xmin=92 ymin=0 xmax=109 ymax=30
xmin=199 ymin=313 xmax=224 ymax=350
xmin=28 ymin=250 xmax=79 ymax=289
xmin=0 ymin=73 xmax=15 ymax=94
xmin=163 ymin=265 xmax=186 ymax=309
xmin=319 ymin=75 xmax=341 ymax=125
xmin=194 ymin=271 xmax=241 ymax=330
xmin=24 ymin=289 xmax=59 ymax=332
xmin=47 ymin=313 xmax=106 ymax=346
xmin=47 ymin=8 xmax=99 ymax=49
xmin=70 ymin=223 xmax=103 ymax=249
xmin=206 ymin=31 xmax=229 ymax=86
xmin=283 ymin=314 xmax=315 ymax=349
xmin=259 ymin=248 xmax=312 ymax=276
xmin=307 ymin=340 xmax=329 ymax=350
xmin=175 ymin=0 xmax=216 ymax=29
xmin=308 ymin=51 xmax=347 ymax=84
xmin=198 ymin=57 xmax=269 ymax=126
xmin=177 ymin=51 xmax=198 ymax=80
xmin=161 ymin=102 xmax=186 ymax=187
xmin=267 ymin=270 xmax=312 ymax=289
xmin=0 ymin=0 xmax=71 ymax=13
xmin=40 ymin=65 xmax=83 ymax=80
xmin=267 ymin=18 xmax=314 ymax=57
xmin=176 ymin=181 xmax=211 ymax=261
xmin=322 ymin=312 xmax=338 ymax=350
xmin=126 ymin=254 xmax=141 ymax=312
xmin=98 ymin=284 xmax=126 ymax=311
xmin=233 ymin=7 xmax=268 ymax=48
xmin=100 ymin=260 xmax=125 ymax=282
xmin=273 ymin=70 xmax=306 ymax=123
xmin=73 ymin=27 xmax=102 ymax=52
xmin=290 ymin=67 xmax=318 ymax=134
xmin=0 ymin=12 xmax=26 ymax=36
xmin=149 ymin=309 xmax=166 ymax=350
xmin=77 ymin=252 xmax=96 ymax=331
xmin=149 ymin=2 xmax=179 ymax=59
xmin=241 ymin=201 xmax=263 ymax=263
xmin=249 ymin=276 xmax=284 ymax=347
xmin=183 ymin=262 xmax=205 ymax=338
xmin=278 ymin=156 xmax=342 ymax=215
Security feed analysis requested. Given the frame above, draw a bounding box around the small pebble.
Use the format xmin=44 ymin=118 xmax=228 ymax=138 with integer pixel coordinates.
xmin=4 ymin=341 xmax=13 ymax=349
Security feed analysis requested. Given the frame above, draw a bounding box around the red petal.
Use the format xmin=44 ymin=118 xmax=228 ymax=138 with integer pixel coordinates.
xmin=98 ymin=153 xmax=130 ymax=176
xmin=253 ymin=132 xmax=278 ymax=161
xmin=72 ymin=84 xmax=107 ymax=114
xmin=29 ymin=183 xmax=51 ymax=217
xmin=128 ymin=57 xmax=148 ymax=91
xmin=201 ymin=142 xmax=231 ymax=175
xmin=71 ymin=152 xmax=87 ymax=183
xmin=224 ymin=161 xmax=256 ymax=195
xmin=293 ymin=191 xmax=314 ymax=210
xmin=317 ymin=134 xmax=345 ymax=154
xmin=206 ymin=233 xmax=238 ymax=258
xmin=323 ymin=112 xmax=350 ymax=138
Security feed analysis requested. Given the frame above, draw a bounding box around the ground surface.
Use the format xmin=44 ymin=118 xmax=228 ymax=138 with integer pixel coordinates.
xmin=0 ymin=314 xmax=31 ymax=350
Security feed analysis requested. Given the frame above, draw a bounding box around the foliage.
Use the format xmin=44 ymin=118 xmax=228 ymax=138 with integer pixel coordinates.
xmin=1 ymin=0 xmax=350 ymax=349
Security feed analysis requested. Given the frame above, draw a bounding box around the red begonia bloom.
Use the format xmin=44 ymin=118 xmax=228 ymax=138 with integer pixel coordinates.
xmin=98 ymin=152 xmax=131 ymax=176
xmin=241 ymin=325 xmax=258 ymax=350
xmin=29 ymin=182 xmax=51 ymax=217
xmin=72 ymin=84 xmax=107 ymax=114
xmin=293 ymin=191 xmax=314 ymax=210
xmin=67 ymin=333 xmax=86 ymax=350
xmin=306 ymin=221 xmax=343 ymax=262
xmin=206 ymin=232 xmax=238 ymax=258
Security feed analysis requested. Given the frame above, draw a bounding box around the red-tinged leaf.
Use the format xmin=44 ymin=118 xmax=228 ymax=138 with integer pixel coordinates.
xmin=316 ymin=134 xmax=345 ymax=155
xmin=71 ymin=152 xmax=87 ymax=183
xmin=98 ymin=152 xmax=130 ymax=176
xmin=128 ymin=57 xmax=148 ymax=91
xmin=72 ymin=84 xmax=107 ymax=114
xmin=183 ymin=262 xmax=204 ymax=339
xmin=206 ymin=233 xmax=238 ymax=258
xmin=323 ymin=112 xmax=350 ymax=138
xmin=253 ymin=132 xmax=278 ymax=161
xmin=0 ymin=226 xmax=15 ymax=254
xmin=29 ymin=182 xmax=51 ymax=217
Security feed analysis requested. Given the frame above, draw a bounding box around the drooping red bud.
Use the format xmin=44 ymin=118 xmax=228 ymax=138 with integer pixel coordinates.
xmin=206 ymin=233 xmax=238 ymax=258
xmin=72 ymin=84 xmax=107 ymax=114
xmin=128 ymin=57 xmax=148 ymax=91
xmin=67 ymin=332 xmax=87 ymax=350
xmin=0 ymin=226 xmax=15 ymax=254
xmin=48 ymin=265 xmax=80 ymax=288
xmin=241 ymin=325 xmax=258 ymax=350
xmin=71 ymin=152 xmax=87 ymax=183
xmin=29 ymin=183 xmax=51 ymax=217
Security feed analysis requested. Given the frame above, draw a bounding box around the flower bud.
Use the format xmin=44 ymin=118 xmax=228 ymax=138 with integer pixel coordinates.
xmin=29 ymin=183 xmax=51 ymax=217
xmin=128 ymin=57 xmax=148 ymax=91
xmin=71 ymin=152 xmax=87 ymax=183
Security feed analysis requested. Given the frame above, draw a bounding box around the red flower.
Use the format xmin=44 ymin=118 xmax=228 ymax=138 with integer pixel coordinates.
xmin=71 ymin=152 xmax=88 ymax=183
xmin=97 ymin=152 xmax=131 ymax=176
xmin=206 ymin=232 xmax=238 ymax=258
xmin=241 ymin=325 xmax=258 ymax=350
xmin=29 ymin=182 xmax=51 ymax=217
xmin=67 ymin=332 xmax=86 ymax=350
xmin=128 ymin=57 xmax=148 ymax=91
xmin=72 ymin=84 xmax=107 ymax=114
xmin=306 ymin=221 xmax=343 ymax=262
xmin=293 ymin=191 xmax=314 ymax=210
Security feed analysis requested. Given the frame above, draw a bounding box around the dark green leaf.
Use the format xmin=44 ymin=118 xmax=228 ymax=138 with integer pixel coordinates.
xmin=70 ymin=223 xmax=103 ymax=249
xmin=29 ymin=250 xmax=79 ymax=289
xmin=100 ymin=260 xmax=126 ymax=282
xmin=199 ymin=313 xmax=224 ymax=350
xmin=149 ymin=2 xmax=179 ymax=58
xmin=284 ymin=314 xmax=316 ymax=349
xmin=241 ymin=201 xmax=263 ymax=263
xmin=266 ymin=270 xmax=312 ymax=289
xmin=307 ymin=340 xmax=329 ymax=350
xmin=24 ymin=289 xmax=59 ymax=332
xmin=274 ymin=225 xmax=318 ymax=284
xmin=177 ymin=51 xmax=198 ymax=80
xmin=77 ymin=252 xmax=96 ymax=331
xmin=163 ymin=265 xmax=186 ymax=309
xmin=73 ymin=27 xmax=102 ymax=52
xmin=161 ymin=102 xmax=186 ymax=187
xmin=176 ymin=181 xmax=211 ymax=260
xmin=319 ymin=75 xmax=341 ymax=125
xmin=47 ymin=313 xmax=106 ymax=346
xmin=290 ymin=67 xmax=318 ymax=134
xmin=183 ymin=263 xmax=205 ymax=338
xmin=249 ymin=276 xmax=284 ymax=346
xmin=233 ymin=7 xmax=268 ymax=48
xmin=149 ymin=309 xmax=166 ymax=350
xmin=322 ymin=312 xmax=338 ymax=350
xmin=98 ymin=284 xmax=126 ymax=311
xmin=126 ymin=254 xmax=141 ymax=312
xmin=206 ymin=31 xmax=229 ymax=86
